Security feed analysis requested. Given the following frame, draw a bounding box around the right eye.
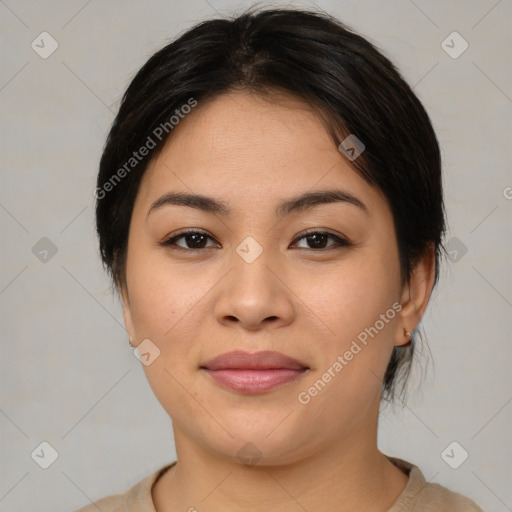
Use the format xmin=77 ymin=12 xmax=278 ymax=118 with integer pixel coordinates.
xmin=160 ymin=230 xmax=220 ymax=251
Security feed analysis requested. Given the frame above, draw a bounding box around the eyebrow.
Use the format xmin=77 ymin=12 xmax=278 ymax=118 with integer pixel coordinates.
xmin=147 ymin=189 xmax=369 ymax=218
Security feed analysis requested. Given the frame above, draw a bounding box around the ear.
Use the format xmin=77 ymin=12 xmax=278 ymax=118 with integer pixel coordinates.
xmin=119 ymin=285 xmax=136 ymax=344
xmin=395 ymin=243 xmax=436 ymax=347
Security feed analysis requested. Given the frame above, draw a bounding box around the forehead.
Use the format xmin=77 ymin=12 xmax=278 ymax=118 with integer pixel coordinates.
xmin=136 ymin=90 xmax=388 ymax=219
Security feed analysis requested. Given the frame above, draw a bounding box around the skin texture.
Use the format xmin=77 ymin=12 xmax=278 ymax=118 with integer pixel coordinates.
xmin=120 ymin=90 xmax=435 ymax=511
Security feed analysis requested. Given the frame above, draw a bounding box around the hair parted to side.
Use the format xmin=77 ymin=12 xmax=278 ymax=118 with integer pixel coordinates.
xmin=95 ymin=6 xmax=447 ymax=403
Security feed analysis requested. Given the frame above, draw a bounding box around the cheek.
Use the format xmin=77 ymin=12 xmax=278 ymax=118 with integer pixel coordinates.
xmin=125 ymin=258 xmax=208 ymax=418
xmin=295 ymin=250 xmax=400 ymax=399
xmin=299 ymin=250 xmax=399 ymax=343
xmin=125 ymin=242 xmax=209 ymax=340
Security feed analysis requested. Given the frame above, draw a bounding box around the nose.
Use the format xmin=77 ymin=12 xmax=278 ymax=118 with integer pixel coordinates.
xmin=213 ymin=244 xmax=295 ymax=332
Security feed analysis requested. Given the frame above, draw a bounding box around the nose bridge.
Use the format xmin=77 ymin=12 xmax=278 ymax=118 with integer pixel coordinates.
xmin=230 ymin=233 xmax=278 ymax=296
xmin=214 ymin=233 xmax=294 ymax=328
xmin=235 ymin=234 xmax=267 ymax=266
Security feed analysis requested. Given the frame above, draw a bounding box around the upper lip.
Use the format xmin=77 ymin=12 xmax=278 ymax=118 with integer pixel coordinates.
xmin=200 ymin=350 xmax=309 ymax=371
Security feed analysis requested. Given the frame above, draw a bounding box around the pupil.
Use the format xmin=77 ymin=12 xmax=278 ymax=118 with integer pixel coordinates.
xmin=309 ymin=234 xmax=326 ymax=249
xmin=189 ymin=234 xmax=206 ymax=248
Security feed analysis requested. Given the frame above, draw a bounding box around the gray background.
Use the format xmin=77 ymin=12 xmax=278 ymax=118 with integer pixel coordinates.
xmin=1 ymin=0 xmax=511 ymax=510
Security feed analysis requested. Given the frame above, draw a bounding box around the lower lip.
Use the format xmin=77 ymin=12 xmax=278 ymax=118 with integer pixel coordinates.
xmin=203 ymin=368 xmax=308 ymax=393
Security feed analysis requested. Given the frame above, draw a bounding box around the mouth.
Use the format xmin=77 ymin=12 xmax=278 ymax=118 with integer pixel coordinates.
xmin=199 ymin=350 xmax=310 ymax=394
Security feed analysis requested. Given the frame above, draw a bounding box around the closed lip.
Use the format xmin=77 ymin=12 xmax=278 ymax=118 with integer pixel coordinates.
xmin=200 ymin=350 xmax=309 ymax=371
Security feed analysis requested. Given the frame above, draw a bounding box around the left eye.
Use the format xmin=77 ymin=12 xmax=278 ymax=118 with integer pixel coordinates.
xmin=292 ymin=230 xmax=351 ymax=250
xmin=160 ymin=230 xmax=350 ymax=251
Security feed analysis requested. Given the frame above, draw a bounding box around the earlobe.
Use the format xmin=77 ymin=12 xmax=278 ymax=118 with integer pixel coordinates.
xmin=395 ymin=244 xmax=436 ymax=347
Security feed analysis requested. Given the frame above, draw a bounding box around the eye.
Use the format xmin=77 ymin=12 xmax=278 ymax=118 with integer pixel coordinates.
xmin=291 ymin=230 xmax=351 ymax=250
xmin=160 ymin=229 xmax=351 ymax=252
xmin=160 ymin=229 xmax=220 ymax=251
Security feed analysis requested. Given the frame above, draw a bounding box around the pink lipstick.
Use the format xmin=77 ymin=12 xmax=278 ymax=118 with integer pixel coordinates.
xmin=200 ymin=350 xmax=309 ymax=394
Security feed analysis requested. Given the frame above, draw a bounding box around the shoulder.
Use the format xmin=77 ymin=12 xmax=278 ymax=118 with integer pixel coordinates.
xmin=74 ymin=493 xmax=125 ymax=512
xmin=73 ymin=462 xmax=176 ymax=512
xmin=387 ymin=457 xmax=484 ymax=512
xmin=415 ymin=480 xmax=484 ymax=511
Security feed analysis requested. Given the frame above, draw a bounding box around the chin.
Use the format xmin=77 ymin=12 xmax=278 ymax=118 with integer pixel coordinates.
xmin=181 ymin=412 xmax=314 ymax=466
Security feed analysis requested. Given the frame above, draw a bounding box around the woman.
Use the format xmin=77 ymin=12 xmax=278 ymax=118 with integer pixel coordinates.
xmin=79 ymin=7 xmax=483 ymax=511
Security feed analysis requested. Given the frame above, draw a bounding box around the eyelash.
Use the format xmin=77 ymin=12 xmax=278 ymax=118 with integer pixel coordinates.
xmin=159 ymin=229 xmax=351 ymax=252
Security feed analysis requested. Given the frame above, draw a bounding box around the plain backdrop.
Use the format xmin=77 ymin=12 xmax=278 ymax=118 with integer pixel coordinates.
xmin=0 ymin=0 xmax=511 ymax=511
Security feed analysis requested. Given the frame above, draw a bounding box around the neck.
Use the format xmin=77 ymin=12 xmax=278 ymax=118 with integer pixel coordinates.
xmin=152 ymin=420 xmax=409 ymax=512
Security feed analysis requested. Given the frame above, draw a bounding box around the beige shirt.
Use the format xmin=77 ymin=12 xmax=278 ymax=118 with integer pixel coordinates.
xmin=75 ymin=457 xmax=484 ymax=511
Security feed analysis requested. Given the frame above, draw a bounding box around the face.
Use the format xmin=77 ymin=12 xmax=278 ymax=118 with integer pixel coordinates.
xmin=121 ymin=90 xmax=424 ymax=465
